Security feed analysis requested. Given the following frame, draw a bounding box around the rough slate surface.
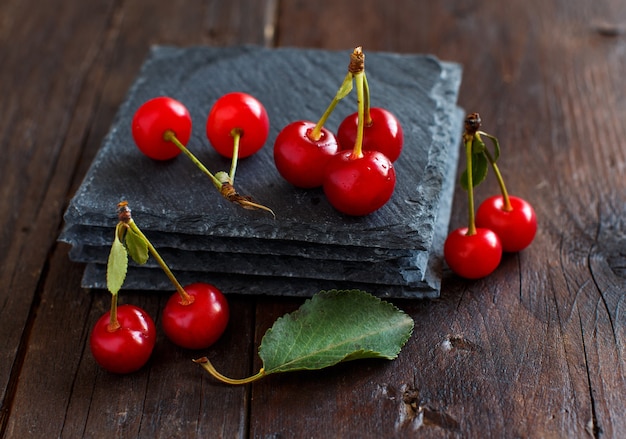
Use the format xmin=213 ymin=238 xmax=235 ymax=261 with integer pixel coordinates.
xmin=60 ymin=45 xmax=463 ymax=298
xmin=61 ymin=224 xmax=420 ymax=261
xmin=80 ymin=263 xmax=432 ymax=298
xmin=73 ymin=244 xmax=427 ymax=285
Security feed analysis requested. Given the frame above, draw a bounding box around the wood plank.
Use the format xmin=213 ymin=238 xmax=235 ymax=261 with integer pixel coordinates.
xmin=536 ymin=23 xmax=626 ymax=435
xmin=2 ymin=0 xmax=625 ymax=436
xmin=0 ymin=0 xmax=121 ymax=431
xmin=2 ymin=0 xmax=276 ymax=436
xmin=247 ymin=0 xmax=626 ymax=437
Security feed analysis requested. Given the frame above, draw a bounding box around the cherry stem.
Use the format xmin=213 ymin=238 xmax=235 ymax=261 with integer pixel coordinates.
xmin=127 ymin=219 xmax=194 ymax=305
xmin=310 ymin=72 xmax=353 ymax=142
xmin=351 ymin=69 xmax=366 ymax=159
xmin=164 ymin=130 xmax=222 ymax=190
xmin=464 ymin=139 xmax=477 ymax=236
xmin=363 ymin=72 xmax=372 ymax=126
xmin=229 ymin=129 xmax=242 ymax=182
xmin=164 ymin=130 xmax=272 ymax=216
xmin=479 ymin=132 xmax=512 ymax=211
xmin=193 ymin=357 xmax=266 ymax=385
xmin=107 ymin=292 xmax=121 ymax=332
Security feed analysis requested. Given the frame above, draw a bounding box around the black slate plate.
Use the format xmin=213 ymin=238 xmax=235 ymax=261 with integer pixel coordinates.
xmin=65 ymin=104 xmax=463 ymax=293
xmin=61 ymin=45 xmax=463 ymax=298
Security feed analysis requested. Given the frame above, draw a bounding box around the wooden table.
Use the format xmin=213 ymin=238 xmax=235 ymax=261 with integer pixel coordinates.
xmin=2 ymin=0 xmax=625 ymax=437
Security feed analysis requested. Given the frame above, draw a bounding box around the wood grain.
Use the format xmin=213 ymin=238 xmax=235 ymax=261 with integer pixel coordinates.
xmin=0 ymin=0 xmax=118 ymax=430
xmin=1 ymin=0 xmax=625 ymax=437
xmin=0 ymin=0 xmax=272 ymax=437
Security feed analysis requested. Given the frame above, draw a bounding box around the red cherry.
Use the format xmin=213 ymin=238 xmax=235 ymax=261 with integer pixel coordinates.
xmin=206 ymin=92 xmax=269 ymax=158
xmin=444 ymin=228 xmax=503 ymax=279
xmin=89 ymin=304 xmax=157 ymax=374
xmin=323 ymin=150 xmax=396 ymax=216
xmin=476 ymin=195 xmax=537 ymax=252
xmin=162 ymin=282 xmax=230 ymax=350
xmin=131 ymin=97 xmax=192 ymax=161
xmin=273 ymin=120 xmax=339 ymax=188
xmin=337 ymin=107 xmax=404 ymax=162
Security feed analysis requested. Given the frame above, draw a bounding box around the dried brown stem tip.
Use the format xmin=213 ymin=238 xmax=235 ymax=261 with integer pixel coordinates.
xmin=464 ymin=112 xmax=482 ymax=136
xmin=117 ymin=201 xmax=132 ymax=223
xmin=220 ymin=183 xmax=275 ymax=217
xmin=348 ymin=46 xmax=365 ymax=74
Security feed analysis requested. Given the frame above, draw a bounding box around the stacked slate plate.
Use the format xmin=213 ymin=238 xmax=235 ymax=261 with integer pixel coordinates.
xmin=59 ymin=45 xmax=464 ymax=299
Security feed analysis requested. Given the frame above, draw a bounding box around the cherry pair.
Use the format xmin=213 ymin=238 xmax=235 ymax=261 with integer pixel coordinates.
xmin=444 ymin=113 xmax=537 ymax=279
xmin=131 ymin=92 xmax=273 ymax=214
xmin=90 ymin=283 xmax=228 ymax=374
xmin=90 ymin=202 xmax=230 ymax=374
xmin=273 ymin=47 xmax=403 ymax=216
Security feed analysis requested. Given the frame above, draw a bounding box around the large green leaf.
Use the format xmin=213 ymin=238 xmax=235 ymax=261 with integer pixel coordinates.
xmin=258 ymin=289 xmax=414 ymax=375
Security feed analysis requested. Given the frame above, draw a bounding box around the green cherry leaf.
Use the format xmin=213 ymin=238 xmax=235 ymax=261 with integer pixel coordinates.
xmin=335 ymin=72 xmax=354 ymax=100
xmin=481 ymin=132 xmax=501 ymax=163
xmin=106 ymin=225 xmax=128 ymax=296
xmin=124 ymin=226 xmax=149 ymax=265
xmin=460 ymin=151 xmax=488 ymax=191
xmin=471 ymin=136 xmax=486 ymax=154
xmin=258 ymin=289 xmax=414 ymax=375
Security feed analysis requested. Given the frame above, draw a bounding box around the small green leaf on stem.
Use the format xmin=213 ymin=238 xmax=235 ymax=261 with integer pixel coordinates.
xmin=460 ymin=152 xmax=488 ymax=191
xmin=471 ymin=136 xmax=486 ymax=154
xmin=106 ymin=223 xmax=128 ymax=296
xmin=480 ymin=131 xmax=501 ymax=162
xmin=124 ymin=227 xmax=149 ymax=265
xmin=335 ymin=72 xmax=354 ymax=100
